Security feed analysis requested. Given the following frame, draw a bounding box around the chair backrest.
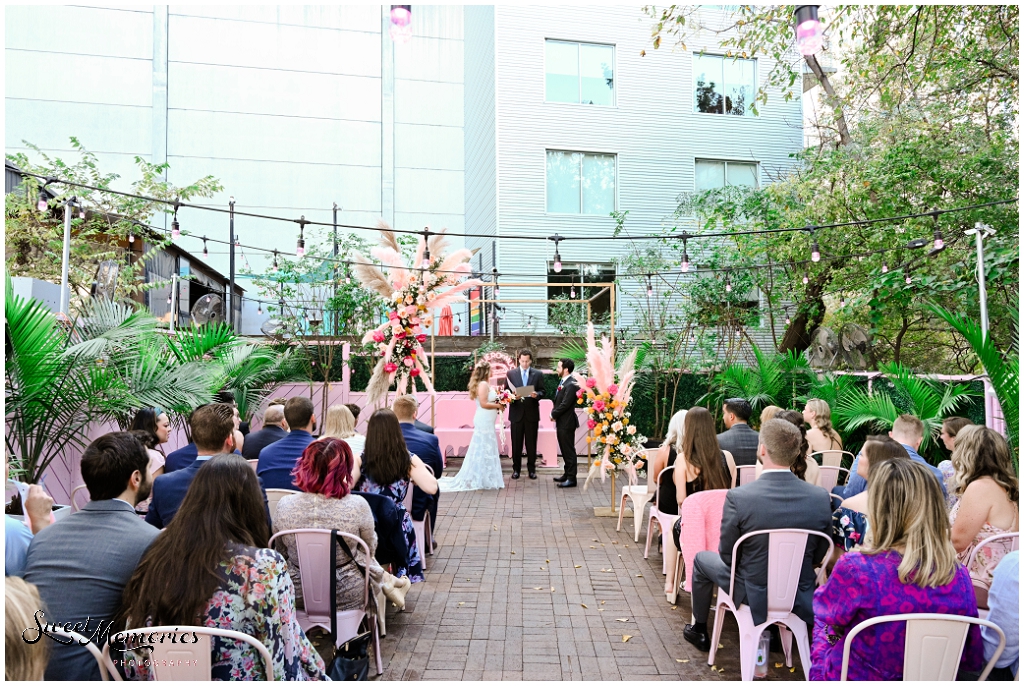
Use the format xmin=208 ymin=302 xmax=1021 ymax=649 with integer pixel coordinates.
xmin=812 ymin=450 xmax=854 ymax=468
xmin=727 ymin=528 xmax=834 ymax=616
xmin=102 ymin=626 xmax=274 ymax=681
xmin=736 ymin=464 xmax=757 ymax=486
xmin=830 ymin=493 xmax=844 ymax=510
xmin=268 ymin=528 xmax=371 ymax=622
xmin=71 ymin=484 xmax=91 ymax=512
xmin=47 ymin=628 xmax=119 ymax=681
xmin=817 ymin=466 xmax=850 ymax=491
xmin=642 ymin=448 xmax=659 ymax=491
xmin=966 ymin=532 xmax=1020 ymax=576
xmin=246 ymin=459 xmax=259 ymax=472
xmin=265 ymin=488 xmax=299 ymax=521
xmin=840 ymin=613 xmax=1005 ymax=681
xmin=653 ymin=465 xmax=675 ymax=510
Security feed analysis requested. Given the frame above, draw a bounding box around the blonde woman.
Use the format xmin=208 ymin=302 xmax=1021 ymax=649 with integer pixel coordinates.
xmin=810 ymin=459 xmax=984 ymax=680
xmin=759 ymin=404 xmax=783 ymax=428
xmin=949 ymin=425 xmax=1019 ymax=606
xmin=652 ymin=410 xmax=687 ymax=506
xmin=803 ymin=398 xmax=843 ymax=456
xmin=320 ymin=404 xmax=366 ymax=457
xmin=6 ymin=576 xmax=48 ymax=680
xmin=436 ymin=362 xmax=504 ymax=492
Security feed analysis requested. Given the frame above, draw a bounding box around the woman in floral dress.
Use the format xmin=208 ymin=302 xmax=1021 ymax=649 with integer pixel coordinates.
xmin=356 ymin=409 xmax=437 ymax=584
xmin=118 ymin=454 xmax=325 ymax=681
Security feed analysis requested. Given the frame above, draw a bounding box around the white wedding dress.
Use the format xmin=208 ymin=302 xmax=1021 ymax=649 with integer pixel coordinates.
xmin=437 ymin=390 xmax=505 ymax=492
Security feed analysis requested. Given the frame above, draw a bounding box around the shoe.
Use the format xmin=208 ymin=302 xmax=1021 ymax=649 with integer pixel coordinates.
xmin=382 ymin=575 xmax=411 ymax=611
xmin=528 ymin=472 xmax=537 ymax=480
xmin=683 ymin=624 xmax=711 ymax=652
xmin=511 ymin=472 xmax=521 ymax=479
xmin=556 ymin=480 xmax=577 ymax=488
xmin=553 ymin=475 xmax=568 ymax=482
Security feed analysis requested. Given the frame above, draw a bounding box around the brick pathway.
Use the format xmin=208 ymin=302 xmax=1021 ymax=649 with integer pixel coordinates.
xmin=369 ymin=464 xmax=807 ymax=681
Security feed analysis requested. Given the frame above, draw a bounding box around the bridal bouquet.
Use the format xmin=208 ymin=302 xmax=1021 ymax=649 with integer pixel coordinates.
xmin=574 ymin=323 xmax=647 ymax=487
xmin=493 ymin=387 xmax=516 ymax=408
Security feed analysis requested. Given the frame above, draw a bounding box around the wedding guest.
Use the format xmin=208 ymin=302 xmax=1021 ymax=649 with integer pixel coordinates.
xmin=948 ymin=425 xmax=1019 ymax=607
xmin=843 ymin=414 xmax=947 ymax=499
xmin=810 ymin=459 xmax=983 ymax=680
xmin=357 ymin=409 xmax=436 ymax=583
xmin=129 ymin=406 xmax=170 ymax=477
xmin=321 ymin=403 xmax=366 ymax=458
xmin=5 ymin=485 xmax=53 ymax=577
xmin=937 ymin=416 xmax=973 ymax=508
xmin=6 ymin=576 xmax=48 ymax=680
xmin=274 ymin=438 xmax=411 ymax=611
xmin=803 ymin=398 xmax=844 ymax=457
xmin=716 ymin=398 xmax=759 ymax=466
xmin=671 ymin=407 xmax=731 ymax=515
xmin=120 ymin=455 xmax=326 ymax=681
xmin=257 ymin=396 xmax=317 ymax=490
xmin=755 ymin=410 xmax=820 ymax=486
xmin=759 ymin=405 xmax=783 ymax=427
xmin=242 ymin=402 xmax=289 ymax=461
xmin=652 ymin=409 xmax=687 ymax=507
xmin=831 ymin=436 xmax=909 ymax=553
xmin=164 ymin=404 xmax=206 ymax=473
xmin=981 ymin=550 xmax=1019 ymax=679
xmin=394 ymin=396 xmax=443 ymax=534
xmin=345 ymin=403 xmax=362 ymax=430
xmin=23 ymin=432 xmax=159 ymax=680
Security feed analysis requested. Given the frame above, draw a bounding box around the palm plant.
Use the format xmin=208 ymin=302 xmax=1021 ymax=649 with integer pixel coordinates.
xmin=927 ymin=303 xmax=1018 ymax=454
xmin=798 ymin=372 xmax=860 ymax=410
xmin=703 ymin=343 xmax=811 ymax=419
xmin=834 ymin=361 xmax=978 ymax=455
xmin=219 ymin=344 xmax=304 ymax=422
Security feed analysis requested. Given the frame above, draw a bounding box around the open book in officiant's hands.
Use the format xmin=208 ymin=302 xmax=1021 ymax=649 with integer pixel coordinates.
xmin=514 ymin=385 xmax=535 ymax=398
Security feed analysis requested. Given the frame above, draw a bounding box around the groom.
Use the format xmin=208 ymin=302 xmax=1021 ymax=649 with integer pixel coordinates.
xmin=551 ymin=358 xmax=580 ymax=488
xmin=506 ymin=349 xmax=544 ymax=479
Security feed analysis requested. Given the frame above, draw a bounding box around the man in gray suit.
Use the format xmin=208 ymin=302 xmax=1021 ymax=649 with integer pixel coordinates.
xmin=684 ymin=419 xmax=832 ymax=651
xmin=716 ymin=397 xmax=760 ymax=466
xmin=23 ymin=432 xmax=160 ymax=681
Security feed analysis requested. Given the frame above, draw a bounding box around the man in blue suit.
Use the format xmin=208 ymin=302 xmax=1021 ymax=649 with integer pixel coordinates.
xmin=394 ymin=395 xmax=443 ymax=535
xmin=147 ymin=403 xmax=270 ymax=529
xmin=165 ymin=401 xmax=245 ymax=472
xmin=257 ymin=396 xmax=316 ymax=490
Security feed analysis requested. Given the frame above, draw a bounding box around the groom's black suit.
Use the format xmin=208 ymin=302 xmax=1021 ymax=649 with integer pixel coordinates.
xmin=550 ymin=376 xmax=580 ymax=482
xmin=506 ymin=367 xmax=544 ymax=475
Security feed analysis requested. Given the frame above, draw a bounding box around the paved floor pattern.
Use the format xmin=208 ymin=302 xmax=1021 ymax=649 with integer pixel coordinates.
xmin=367 ymin=465 xmax=807 ymax=681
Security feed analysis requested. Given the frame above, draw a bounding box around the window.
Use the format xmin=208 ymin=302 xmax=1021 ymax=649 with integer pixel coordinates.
xmin=545 ymin=40 xmax=615 ymax=106
xmin=694 ymin=159 xmax=759 ymax=191
xmin=693 ymin=53 xmax=756 ymax=115
xmin=546 ymin=263 xmax=616 ymax=321
xmin=546 ymin=150 xmax=616 ymax=214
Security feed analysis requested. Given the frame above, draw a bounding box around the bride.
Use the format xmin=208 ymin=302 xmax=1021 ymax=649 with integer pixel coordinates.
xmin=437 ymin=362 xmax=505 ymax=492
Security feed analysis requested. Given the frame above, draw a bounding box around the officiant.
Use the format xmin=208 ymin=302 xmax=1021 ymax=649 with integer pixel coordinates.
xmin=505 ymin=349 xmax=544 ymax=479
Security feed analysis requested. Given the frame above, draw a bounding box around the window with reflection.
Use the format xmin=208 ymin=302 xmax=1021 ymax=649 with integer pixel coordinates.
xmin=546 ymin=151 xmax=616 ymax=214
xmin=694 ymin=53 xmax=756 ymax=115
xmin=694 ymin=159 xmax=759 ymax=191
xmin=545 ymin=40 xmax=615 ymax=106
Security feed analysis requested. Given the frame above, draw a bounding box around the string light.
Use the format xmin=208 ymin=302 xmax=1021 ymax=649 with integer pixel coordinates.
xmin=257 ymin=302 xmax=263 ymax=315
xmin=646 ymin=276 xmax=653 ymax=298
xmin=270 ymin=250 xmax=279 ymax=272
xmin=202 ymin=236 xmax=209 ymax=257
xmin=725 ymin=272 xmax=732 ymax=293
xmin=421 ymin=227 xmax=431 ymax=269
xmin=809 ymin=227 xmax=820 ymax=262
xmin=492 ymin=268 xmax=499 ymax=296
xmin=882 ymin=262 xmax=889 ymax=273
xmin=840 ymin=295 xmax=847 ymax=308
xmin=550 ymin=234 xmax=564 ymax=273
xmin=785 ymin=309 xmax=792 ymax=325
xmin=904 ymin=267 xmax=912 ymax=285
xmin=296 ymin=216 xmax=307 ymax=258
xmin=802 ymin=272 xmax=809 ymax=285
xmin=171 ymin=200 xmax=180 ymax=240
xmin=681 ymin=236 xmax=691 ymax=272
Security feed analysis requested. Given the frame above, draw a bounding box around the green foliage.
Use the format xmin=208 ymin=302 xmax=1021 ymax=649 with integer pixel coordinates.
xmin=704 ymin=343 xmax=811 ymax=415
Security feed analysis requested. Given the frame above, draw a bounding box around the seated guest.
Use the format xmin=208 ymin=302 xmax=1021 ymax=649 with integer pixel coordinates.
xmin=670 ymin=407 xmax=731 ymax=516
xmin=258 ymin=396 xmax=317 ymax=490
xmin=937 ymin=416 xmax=974 ymax=509
xmin=810 ymin=459 xmax=983 ymax=680
xmin=981 ymin=550 xmax=1019 ymax=679
xmin=831 ymin=436 xmax=909 ymax=553
xmin=6 ymin=576 xmax=48 ymax=680
xmin=163 ymin=404 xmax=205 ymax=472
xmin=320 ymin=404 xmax=366 ymax=457
xmin=215 ymin=389 xmax=250 ymax=439
xmin=242 ymin=402 xmax=289 ymax=461
xmin=345 ymin=402 xmax=363 ymax=431
xmin=716 ymin=398 xmax=759 ymax=466
xmin=766 ymin=410 xmax=820 ymax=486
xmin=683 ymin=419 xmax=832 ymax=652
xmin=147 ymin=403 xmax=269 ymax=529
xmin=394 ymin=395 xmax=443 ymax=533
xmin=274 ymin=438 xmax=411 ymax=611
xmin=843 ymin=414 xmax=947 ymax=500
xmin=129 ymin=406 xmax=170 ymax=477
xmin=5 ymin=485 xmax=53 ymax=577
xmin=357 ymin=409 xmax=437 ymax=584
xmin=23 ymin=432 xmax=159 ymax=680
xmin=802 ymin=398 xmax=844 ymax=456
xmin=120 ymin=455 xmax=326 ymax=681
xmin=759 ymin=404 xmax=782 ymax=427
xmin=948 ymin=425 xmax=1019 ymax=606
xmin=129 ymin=429 xmax=169 ymax=514
xmin=653 ymin=409 xmax=687 ymax=502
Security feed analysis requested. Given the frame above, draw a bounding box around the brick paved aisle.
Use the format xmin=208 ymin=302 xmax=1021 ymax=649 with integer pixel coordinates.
xmin=375 ymin=469 xmax=807 ymax=681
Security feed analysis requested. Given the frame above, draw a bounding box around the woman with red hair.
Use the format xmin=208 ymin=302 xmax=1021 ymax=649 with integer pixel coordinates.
xmin=273 ymin=438 xmax=411 ymax=611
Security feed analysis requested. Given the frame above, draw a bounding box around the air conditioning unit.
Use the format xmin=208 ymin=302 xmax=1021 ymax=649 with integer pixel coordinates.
xmin=10 ymin=277 xmax=69 ymax=313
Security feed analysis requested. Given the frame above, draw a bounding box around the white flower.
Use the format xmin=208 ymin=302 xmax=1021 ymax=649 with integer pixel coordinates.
xmin=626 ymin=425 xmax=637 ymax=435
xmin=612 ymin=421 xmax=623 ymax=432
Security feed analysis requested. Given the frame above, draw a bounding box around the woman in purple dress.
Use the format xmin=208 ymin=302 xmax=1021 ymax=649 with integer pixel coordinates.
xmin=356 ymin=408 xmax=437 ymax=584
xmin=811 ymin=459 xmax=983 ymax=681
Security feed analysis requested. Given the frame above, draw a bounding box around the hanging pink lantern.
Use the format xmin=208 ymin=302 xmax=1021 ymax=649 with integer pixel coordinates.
xmin=390 ymin=5 xmax=412 ymax=44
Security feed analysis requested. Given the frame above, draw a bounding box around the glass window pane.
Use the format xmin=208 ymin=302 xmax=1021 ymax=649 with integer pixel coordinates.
xmin=695 ymin=160 xmax=726 ymax=190
xmin=545 ymin=41 xmax=579 ymax=103
xmin=726 ymin=162 xmax=758 ymax=187
xmin=547 ymin=151 xmax=582 ymax=213
xmin=694 ymin=53 xmax=724 ymax=113
xmin=580 ymin=44 xmax=614 ymax=106
xmin=724 ymin=58 xmax=756 ymax=116
xmin=581 ymin=154 xmax=615 ymax=215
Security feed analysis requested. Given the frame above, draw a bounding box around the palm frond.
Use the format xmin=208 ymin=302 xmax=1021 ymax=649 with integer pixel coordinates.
xmin=836 ymin=389 xmax=900 ymax=433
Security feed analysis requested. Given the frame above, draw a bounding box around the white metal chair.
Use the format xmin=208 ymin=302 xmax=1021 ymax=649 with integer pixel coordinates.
xmin=246 ymin=459 xmax=259 ymax=472
xmin=269 ymin=528 xmax=383 ymax=675
xmin=817 ymin=466 xmax=851 ymax=492
xmin=708 ymin=528 xmax=834 ymax=680
xmin=644 ymin=466 xmax=680 ymax=579
xmin=735 ymin=464 xmax=758 ymax=486
xmin=48 ymin=628 xmax=120 ymax=680
xmin=265 ymin=487 xmax=299 ymax=522
xmin=71 ymin=484 xmax=91 ymax=512
xmin=617 ymin=449 xmax=658 ymax=542
xmin=839 ymin=613 xmax=1005 ymax=681
xmin=101 ymin=626 xmax=273 ymax=681
xmin=811 ymin=449 xmax=855 ymax=468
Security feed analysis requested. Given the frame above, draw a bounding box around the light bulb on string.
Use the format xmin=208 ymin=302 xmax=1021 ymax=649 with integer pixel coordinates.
xmin=680 ymin=237 xmax=690 ymax=272
xmin=840 ymin=296 xmax=847 ymax=308
xmin=270 ymin=250 xmax=279 ymax=272
xmin=167 ymin=292 xmax=172 ymax=305
xmin=785 ymin=311 xmax=792 ymax=325
xmin=646 ymin=276 xmax=654 ymax=298
xmin=794 ymin=5 xmax=825 ymax=56
xmin=171 ymin=200 xmax=180 ymax=240
xmin=802 ymin=272 xmax=809 ymax=285
xmin=296 ymin=216 xmax=307 ymax=258
xmin=202 ymin=236 xmax=209 ymax=258
xmin=550 ymin=234 xmax=564 ymax=273
xmin=78 ymin=204 xmax=86 ymax=219
xmin=809 ymin=227 xmax=820 ymax=262
xmin=257 ymin=302 xmax=263 ymax=315
xmin=930 ymin=211 xmax=945 ymax=254
xmin=389 ymin=5 xmax=412 ymax=43
xmin=37 ymin=194 xmax=48 ymax=212
xmin=725 ymin=273 xmax=732 ymax=293
xmin=882 ymin=262 xmax=889 ymax=273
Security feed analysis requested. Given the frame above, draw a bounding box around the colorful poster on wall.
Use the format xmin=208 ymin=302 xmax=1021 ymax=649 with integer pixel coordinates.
xmin=469 ymin=287 xmax=481 ymax=336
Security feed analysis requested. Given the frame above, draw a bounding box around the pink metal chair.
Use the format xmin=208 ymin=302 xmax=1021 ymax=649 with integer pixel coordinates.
xmin=811 ymin=449 xmax=855 ymax=468
xmin=433 ymin=398 xmax=477 ymax=458
xmin=669 ymin=488 xmax=729 ymax=605
xmin=839 ymin=613 xmax=1005 ymax=681
xmin=735 ymin=464 xmax=757 ymax=486
xmin=50 ymin=628 xmax=120 ymax=680
xmin=246 ymin=459 xmax=259 ymax=472
xmin=71 ymin=484 xmax=91 ymax=512
xmin=617 ymin=449 xmax=659 ymax=542
xmin=707 ymin=528 xmax=834 ymax=680
xmin=644 ymin=466 xmax=681 ymax=579
xmin=268 ymin=528 xmax=383 ymax=675
xmin=966 ymin=532 xmax=1019 ymax=615
xmin=817 ymin=466 xmax=850 ymax=491
xmin=409 ymin=463 xmax=435 ymax=564
xmin=101 ymin=626 xmax=274 ymax=681
xmin=265 ymin=487 xmax=300 ymax=522
xmin=536 ymin=399 xmax=560 ymax=468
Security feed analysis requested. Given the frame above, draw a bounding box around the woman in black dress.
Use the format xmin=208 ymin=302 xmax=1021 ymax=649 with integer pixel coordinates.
xmin=668 ymin=407 xmax=732 ymax=550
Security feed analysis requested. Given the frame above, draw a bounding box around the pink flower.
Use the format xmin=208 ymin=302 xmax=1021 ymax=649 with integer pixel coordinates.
xmin=388 ymin=311 xmax=399 ymax=320
xmin=395 ymin=330 xmax=407 ymax=339
xmin=416 ymin=334 xmax=428 ymax=343
xmin=384 ymin=362 xmax=398 ymax=373
xmin=576 ymin=389 xmax=584 ymax=398
xmin=410 ymin=367 xmax=421 ymax=377
xmin=607 ymin=383 xmax=618 ymax=395
xmin=587 ymin=419 xmax=597 ymax=430
xmin=405 ymin=305 xmax=418 ymax=317
xmin=411 ymin=316 xmax=421 ymax=325
xmin=403 ymin=356 xmax=414 ymax=367
xmin=586 ymin=378 xmax=597 ymax=388
xmin=593 ymin=400 xmax=606 ymax=412
xmin=372 ymin=330 xmax=385 ymax=343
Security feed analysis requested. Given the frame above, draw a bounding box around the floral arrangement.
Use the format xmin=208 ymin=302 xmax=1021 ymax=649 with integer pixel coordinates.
xmin=574 ymin=323 xmax=647 ymax=487
xmin=493 ymin=386 xmax=516 ymax=408
xmin=354 ymin=223 xmax=483 ymax=404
